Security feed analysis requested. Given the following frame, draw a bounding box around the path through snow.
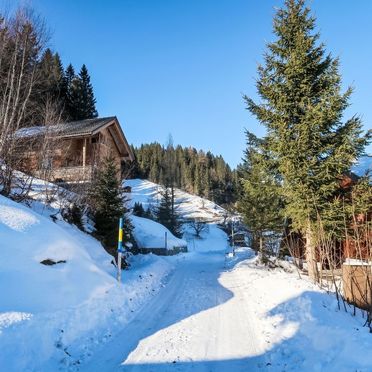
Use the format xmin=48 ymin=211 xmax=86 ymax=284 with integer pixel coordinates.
xmin=78 ymin=247 xmax=372 ymax=372
xmin=79 ymin=249 xmax=267 ymax=371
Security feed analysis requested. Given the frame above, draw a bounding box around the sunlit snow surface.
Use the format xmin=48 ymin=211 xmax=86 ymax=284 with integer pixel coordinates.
xmin=1 ymin=176 xmax=372 ymax=371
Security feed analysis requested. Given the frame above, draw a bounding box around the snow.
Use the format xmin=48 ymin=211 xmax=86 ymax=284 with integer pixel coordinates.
xmin=78 ymin=247 xmax=372 ymax=372
xmin=131 ymin=215 xmax=187 ymax=250
xmin=14 ymin=126 xmax=46 ymax=138
xmin=1 ymin=175 xmax=372 ymax=371
xmin=344 ymin=258 xmax=372 ymax=266
xmin=125 ymin=179 xmax=231 ymax=253
xmin=125 ymin=179 xmax=228 ymax=222
xmin=0 ymin=192 xmax=174 ymax=370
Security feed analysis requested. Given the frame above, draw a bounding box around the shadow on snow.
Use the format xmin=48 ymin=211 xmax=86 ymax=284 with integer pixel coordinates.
xmin=79 ymin=248 xmax=368 ymax=371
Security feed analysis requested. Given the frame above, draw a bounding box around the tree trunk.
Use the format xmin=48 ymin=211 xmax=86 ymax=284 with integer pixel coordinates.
xmin=259 ymin=234 xmax=266 ymax=264
xmin=305 ymin=223 xmax=319 ymax=283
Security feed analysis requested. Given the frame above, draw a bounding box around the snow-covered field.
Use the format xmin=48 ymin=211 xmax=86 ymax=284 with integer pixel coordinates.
xmin=131 ymin=215 xmax=187 ymax=250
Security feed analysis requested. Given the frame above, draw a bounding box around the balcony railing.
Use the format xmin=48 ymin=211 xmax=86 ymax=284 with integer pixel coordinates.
xmin=35 ymin=166 xmax=94 ymax=183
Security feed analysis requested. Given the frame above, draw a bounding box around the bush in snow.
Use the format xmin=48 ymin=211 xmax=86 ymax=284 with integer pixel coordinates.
xmin=62 ymin=202 xmax=85 ymax=231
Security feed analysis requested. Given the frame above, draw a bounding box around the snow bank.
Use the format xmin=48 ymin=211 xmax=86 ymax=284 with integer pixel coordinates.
xmin=184 ymin=223 xmax=230 ymax=252
xmin=131 ymin=215 xmax=187 ymax=250
xmin=0 ymin=194 xmax=174 ymax=370
xmin=225 ymin=248 xmax=372 ymax=371
xmin=0 ymin=195 xmax=114 ymax=313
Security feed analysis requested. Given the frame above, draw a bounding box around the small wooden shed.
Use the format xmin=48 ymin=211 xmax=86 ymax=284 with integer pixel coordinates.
xmin=342 ymin=261 xmax=372 ymax=310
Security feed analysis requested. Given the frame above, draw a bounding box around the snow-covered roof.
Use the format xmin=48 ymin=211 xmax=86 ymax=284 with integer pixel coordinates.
xmin=15 ymin=117 xmax=117 ymax=139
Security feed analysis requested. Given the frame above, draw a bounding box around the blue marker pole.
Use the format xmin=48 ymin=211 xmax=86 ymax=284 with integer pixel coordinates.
xmin=117 ymin=217 xmax=124 ymax=282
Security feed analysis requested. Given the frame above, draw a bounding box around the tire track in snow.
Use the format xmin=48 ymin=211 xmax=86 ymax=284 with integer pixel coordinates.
xmin=79 ymin=252 xmax=266 ymax=371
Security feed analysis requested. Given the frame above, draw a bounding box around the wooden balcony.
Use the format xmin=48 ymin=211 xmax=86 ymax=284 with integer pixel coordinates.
xmin=35 ymin=166 xmax=94 ymax=183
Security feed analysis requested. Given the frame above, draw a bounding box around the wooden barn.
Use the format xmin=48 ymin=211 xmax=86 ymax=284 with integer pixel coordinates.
xmin=15 ymin=117 xmax=134 ymax=183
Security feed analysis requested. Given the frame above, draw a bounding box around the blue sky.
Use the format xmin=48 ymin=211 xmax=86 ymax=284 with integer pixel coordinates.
xmin=6 ymin=0 xmax=372 ymax=167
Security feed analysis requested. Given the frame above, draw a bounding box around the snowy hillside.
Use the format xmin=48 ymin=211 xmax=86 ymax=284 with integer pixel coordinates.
xmin=0 ymin=194 xmax=115 ymax=313
xmin=0 ymin=189 xmax=174 ymax=370
xmin=125 ymin=179 xmax=228 ymax=222
xmin=125 ymin=179 xmax=231 ymax=252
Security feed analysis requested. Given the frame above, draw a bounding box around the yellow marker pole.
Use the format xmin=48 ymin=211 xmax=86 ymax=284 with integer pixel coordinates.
xmin=117 ymin=217 xmax=124 ymax=282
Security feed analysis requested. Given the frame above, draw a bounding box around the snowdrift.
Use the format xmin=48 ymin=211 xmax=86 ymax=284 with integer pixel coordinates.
xmin=0 ymin=194 xmax=116 ymax=313
xmin=0 ymin=193 xmax=173 ymax=370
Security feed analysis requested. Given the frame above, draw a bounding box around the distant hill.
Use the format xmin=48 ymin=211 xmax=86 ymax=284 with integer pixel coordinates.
xmin=131 ymin=143 xmax=238 ymax=207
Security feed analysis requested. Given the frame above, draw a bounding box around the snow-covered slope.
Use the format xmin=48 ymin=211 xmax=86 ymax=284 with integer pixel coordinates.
xmin=125 ymin=179 xmax=228 ymax=222
xmin=125 ymin=179 xmax=230 ymax=252
xmin=0 ymin=194 xmax=115 ymax=313
xmin=0 ymin=191 xmax=173 ymax=370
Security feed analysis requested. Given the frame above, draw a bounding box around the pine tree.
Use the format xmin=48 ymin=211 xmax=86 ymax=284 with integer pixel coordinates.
xmin=34 ymin=49 xmax=66 ymax=122
xmin=244 ymin=0 xmax=371 ymax=280
xmin=65 ymin=64 xmax=76 ymax=89
xmin=64 ymin=64 xmax=77 ymax=119
xmin=133 ymin=202 xmax=145 ymax=217
xmin=75 ymin=64 xmax=98 ymax=120
xmin=65 ymin=64 xmax=98 ymax=120
xmin=238 ymin=131 xmax=283 ymax=262
xmin=89 ymin=157 xmax=132 ymax=258
xmin=132 ymin=142 xmax=239 ymax=206
xmin=155 ymin=187 xmax=183 ymax=238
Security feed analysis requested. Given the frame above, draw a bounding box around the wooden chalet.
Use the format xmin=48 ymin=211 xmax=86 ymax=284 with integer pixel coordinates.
xmin=16 ymin=116 xmax=134 ymax=183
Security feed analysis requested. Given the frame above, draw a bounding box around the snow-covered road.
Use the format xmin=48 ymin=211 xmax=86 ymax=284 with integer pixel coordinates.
xmin=78 ymin=247 xmax=372 ymax=372
xmin=79 ymin=249 xmax=267 ymax=371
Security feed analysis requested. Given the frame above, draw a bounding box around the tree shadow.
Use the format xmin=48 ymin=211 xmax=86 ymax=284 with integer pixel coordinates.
xmin=119 ymin=289 xmax=372 ymax=371
xmin=78 ymin=249 xmax=256 ymax=370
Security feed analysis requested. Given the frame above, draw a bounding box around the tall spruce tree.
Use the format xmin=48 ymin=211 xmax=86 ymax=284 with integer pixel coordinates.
xmin=245 ymin=0 xmax=371 ymax=280
xmin=65 ymin=64 xmax=98 ymax=120
xmin=33 ymin=49 xmax=66 ymax=123
xmin=74 ymin=64 xmax=98 ymax=120
xmin=64 ymin=64 xmax=77 ymax=119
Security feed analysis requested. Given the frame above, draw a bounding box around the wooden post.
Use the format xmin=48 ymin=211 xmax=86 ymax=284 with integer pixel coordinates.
xmin=82 ymin=137 xmax=87 ymax=168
